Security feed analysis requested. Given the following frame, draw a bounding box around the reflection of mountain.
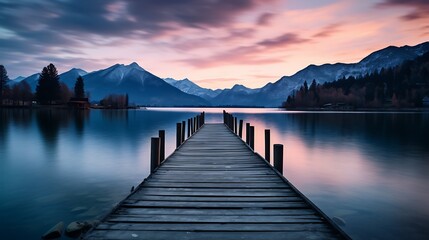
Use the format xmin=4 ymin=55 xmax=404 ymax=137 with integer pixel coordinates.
xmin=252 ymin=112 xmax=429 ymax=156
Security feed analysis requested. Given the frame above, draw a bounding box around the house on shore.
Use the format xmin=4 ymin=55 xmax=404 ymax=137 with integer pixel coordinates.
xmin=68 ymin=97 xmax=90 ymax=109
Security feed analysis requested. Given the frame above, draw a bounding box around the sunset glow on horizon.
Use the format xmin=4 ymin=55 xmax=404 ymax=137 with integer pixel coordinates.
xmin=1 ymin=0 xmax=428 ymax=89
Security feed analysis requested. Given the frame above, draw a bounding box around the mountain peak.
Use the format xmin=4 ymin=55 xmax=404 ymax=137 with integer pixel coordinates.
xmin=127 ymin=62 xmax=145 ymax=71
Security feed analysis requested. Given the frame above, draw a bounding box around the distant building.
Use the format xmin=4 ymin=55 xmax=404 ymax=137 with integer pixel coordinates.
xmin=423 ymin=96 xmax=429 ymax=107
xmin=68 ymin=97 xmax=90 ymax=109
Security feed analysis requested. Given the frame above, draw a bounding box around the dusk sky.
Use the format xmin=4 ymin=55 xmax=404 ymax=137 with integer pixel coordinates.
xmin=1 ymin=0 xmax=428 ymax=88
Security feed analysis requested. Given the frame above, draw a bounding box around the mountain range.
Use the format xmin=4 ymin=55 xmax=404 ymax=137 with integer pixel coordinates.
xmin=10 ymin=41 xmax=429 ymax=107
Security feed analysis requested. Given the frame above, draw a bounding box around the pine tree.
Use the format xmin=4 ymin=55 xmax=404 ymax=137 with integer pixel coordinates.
xmin=36 ymin=63 xmax=61 ymax=104
xmin=0 ymin=65 xmax=9 ymax=106
xmin=74 ymin=76 xmax=85 ymax=98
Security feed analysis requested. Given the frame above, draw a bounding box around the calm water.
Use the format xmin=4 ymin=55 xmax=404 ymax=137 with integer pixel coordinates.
xmin=0 ymin=108 xmax=428 ymax=239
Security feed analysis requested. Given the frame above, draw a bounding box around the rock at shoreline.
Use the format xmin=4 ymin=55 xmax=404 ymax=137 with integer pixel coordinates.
xmin=41 ymin=221 xmax=64 ymax=239
xmin=65 ymin=220 xmax=99 ymax=238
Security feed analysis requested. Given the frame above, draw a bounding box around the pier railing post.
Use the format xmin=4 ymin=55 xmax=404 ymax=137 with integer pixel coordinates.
xmin=234 ymin=117 xmax=237 ymax=134
xmin=187 ymin=119 xmax=191 ymax=138
xmin=150 ymin=137 xmax=160 ymax=173
xmin=245 ymin=123 xmax=250 ymax=144
xmin=176 ymin=122 xmax=181 ymax=148
xmin=249 ymin=126 xmax=255 ymax=150
xmin=202 ymin=112 xmax=205 ymax=125
xmin=239 ymin=120 xmax=243 ymax=138
xmin=265 ymin=129 xmax=270 ymax=162
xmin=273 ymin=144 xmax=284 ymax=174
xmin=182 ymin=120 xmax=186 ymax=142
xmin=159 ymin=130 xmax=165 ymax=162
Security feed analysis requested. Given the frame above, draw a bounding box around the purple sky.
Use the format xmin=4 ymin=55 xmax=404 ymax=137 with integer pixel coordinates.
xmin=0 ymin=0 xmax=428 ymax=88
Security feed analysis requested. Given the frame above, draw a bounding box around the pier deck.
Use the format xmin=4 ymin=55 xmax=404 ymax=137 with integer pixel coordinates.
xmin=84 ymin=123 xmax=348 ymax=240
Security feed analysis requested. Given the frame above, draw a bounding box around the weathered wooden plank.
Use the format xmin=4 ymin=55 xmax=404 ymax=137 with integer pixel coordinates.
xmin=128 ymin=195 xmax=302 ymax=202
xmin=85 ymin=230 xmax=341 ymax=240
xmin=115 ymin=208 xmax=317 ymax=216
xmin=95 ymin=222 xmax=332 ymax=232
xmin=121 ymin=200 xmax=308 ymax=208
xmin=106 ymin=215 xmax=324 ymax=223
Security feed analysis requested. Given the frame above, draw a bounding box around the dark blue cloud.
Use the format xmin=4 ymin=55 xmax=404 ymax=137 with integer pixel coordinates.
xmin=0 ymin=0 xmax=275 ymax=76
xmin=377 ymin=0 xmax=429 ymax=20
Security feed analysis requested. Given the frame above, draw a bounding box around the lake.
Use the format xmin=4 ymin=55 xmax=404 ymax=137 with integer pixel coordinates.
xmin=0 ymin=108 xmax=428 ymax=239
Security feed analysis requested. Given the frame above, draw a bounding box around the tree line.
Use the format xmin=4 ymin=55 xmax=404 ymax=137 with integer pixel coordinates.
xmin=1 ymin=63 xmax=86 ymax=106
xmin=283 ymin=51 xmax=429 ymax=109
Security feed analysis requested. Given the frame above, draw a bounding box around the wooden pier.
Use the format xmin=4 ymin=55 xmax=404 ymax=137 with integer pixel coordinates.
xmin=84 ymin=114 xmax=349 ymax=240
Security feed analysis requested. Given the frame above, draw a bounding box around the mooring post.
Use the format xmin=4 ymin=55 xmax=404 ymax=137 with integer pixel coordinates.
xmin=150 ymin=137 xmax=160 ymax=173
xmin=246 ymin=123 xmax=250 ymax=144
xmin=194 ymin=116 xmax=197 ymax=131
xmin=234 ymin=117 xmax=237 ymax=134
xmin=191 ymin=117 xmax=194 ymax=133
xmin=202 ymin=112 xmax=205 ymax=125
xmin=249 ymin=126 xmax=255 ymax=150
xmin=181 ymin=120 xmax=186 ymax=143
xmin=273 ymin=144 xmax=284 ymax=174
xmin=265 ymin=129 xmax=270 ymax=162
xmin=223 ymin=110 xmax=226 ymax=124
xmin=187 ymin=119 xmax=191 ymax=138
xmin=176 ymin=122 xmax=181 ymax=148
xmin=159 ymin=130 xmax=165 ymax=162
xmin=239 ymin=120 xmax=243 ymax=138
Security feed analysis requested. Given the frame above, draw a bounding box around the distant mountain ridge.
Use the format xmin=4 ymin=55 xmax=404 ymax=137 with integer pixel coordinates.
xmin=16 ymin=63 xmax=209 ymax=106
xmin=164 ymin=78 xmax=222 ymax=101
xmin=10 ymin=41 xmax=429 ymax=107
xmin=209 ymin=41 xmax=429 ymax=107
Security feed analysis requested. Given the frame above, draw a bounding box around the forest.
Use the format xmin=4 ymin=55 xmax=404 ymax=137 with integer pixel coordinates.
xmin=283 ymin=52 xmax=429 ymax=109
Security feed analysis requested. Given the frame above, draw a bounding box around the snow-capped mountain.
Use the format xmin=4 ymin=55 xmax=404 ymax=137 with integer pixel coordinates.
xmin=21 ymin=68 xmax=87 ymax=91
xmin=59 ymin=68 xmax=88 ymax=87
xmin=211 ymin=84 xmax=262 ymax=106
xmin=82 ymin=63 xmax=209 ymax=106
xmin=164 ymin=78 xmax=221 ymax=100
xmin=210 ymin=41 xmax=429 ymax=107
xmin=21 ymin=73 xmax=40 ymax=91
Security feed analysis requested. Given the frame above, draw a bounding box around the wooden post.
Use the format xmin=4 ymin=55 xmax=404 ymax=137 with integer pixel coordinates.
xmin=150 ymin=137 xmax=160 ymax=173
xmin=223 ymin=110 xmax=226 ymax=124
xmin=190 ymin=118 xmax=193 ymax=135
xmin=202 ymin=112 xmax=205 ymax=125
xmin=176 ymin=122 xmax=181 ymax=148
xmin=196 ymin=116 xmax=199 ymax=130
xmin=234 ymin=117 xmax=237 ymax=134
xmin=181 ymin=120 xmax=186 ymax=143
xmin=265 ymin=129 xmax=270 ymax=162
xmin=245 ymin=123 xmax=250 ymax=144
xmin=274 ymin=144 xmax=284 ymax=174
xmin=187 ymin=119 xmax=191 ymax=138
xmin=159 ymin=130 xmax=165 ymax=162
xmin=249 ymin=126 xmax=255 ymax=150
xmin=239 ymin=120 xmax=243 ymax=138
xmin=194 ymin=116 xmax=197 ymax=131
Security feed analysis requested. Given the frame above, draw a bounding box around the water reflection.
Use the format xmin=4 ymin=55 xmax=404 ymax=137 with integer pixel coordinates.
xmin=0 ymin=108 xmax=428 ymax=240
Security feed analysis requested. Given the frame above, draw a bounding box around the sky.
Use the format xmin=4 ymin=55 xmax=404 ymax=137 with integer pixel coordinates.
xmin=0 ymin=0 xmax=428 ymax=89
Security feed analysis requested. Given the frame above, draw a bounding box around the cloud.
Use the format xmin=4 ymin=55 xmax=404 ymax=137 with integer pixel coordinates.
xmin=377 ymin=0 xmax=429 ymax=21
xmin=180 ymin=32 xmax=308 ymax=68
xmin=312 ymin=23 xmax=342 ymax=38
xmin=257 ymin=33 xmax=309 ymax=48
xmin=257 ymin=13 xmax=275 ymax=26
